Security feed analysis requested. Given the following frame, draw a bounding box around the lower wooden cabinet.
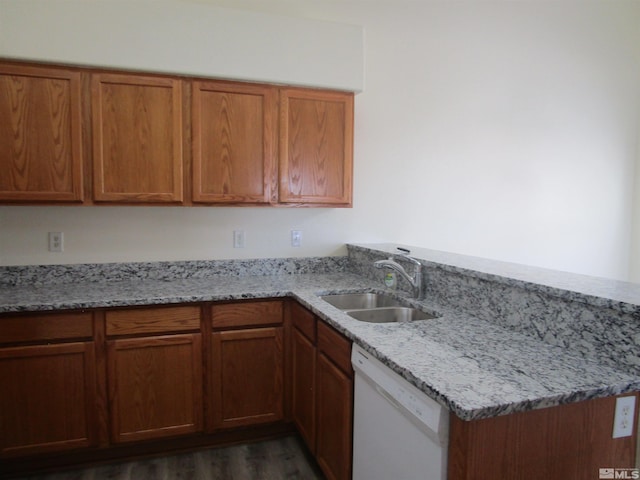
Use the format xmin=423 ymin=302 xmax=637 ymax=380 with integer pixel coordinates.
xmin=211 ymin=327 xmax=284 ymax=429
xmin=0 ymin=300 xmax=355 ymax=478
xmin=2 ymin=299 xmax=639 ymax=480
xmin=0 ymin=311 xmax=98 ymax=458
xmin=210 ymin=300 xmax=284 ymax=430
xmin=291 ymin=304 xmax=317 ymax=450
xmin=0 ymin=342 xmax=99 ymax=457
xmin=290 ymin=302 xmax=354 ymax=480
xmin=106 ymin=333 xmax=203 ymax=443
xmin=315 ymin=321 xmax=354 ymax=480
xmin=105 ymin=306 xmax=203 ymax=443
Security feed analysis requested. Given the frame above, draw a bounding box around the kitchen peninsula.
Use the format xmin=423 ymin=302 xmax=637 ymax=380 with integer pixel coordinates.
xmin=1 ymin=244 xmax=638 ymax=479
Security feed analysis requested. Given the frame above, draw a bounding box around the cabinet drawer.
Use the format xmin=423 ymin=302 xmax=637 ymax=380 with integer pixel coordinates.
xmin=106 ymin=306 xmax=200 ymax=336
xmin=211 ymin=301 xmax=283 ymax=329
xmin=291 ymin=302 xmax=316 ymax=343
xmin=0 ymin=311 xmax=93 ymax=344
xmin=317 ymin=321 xmax=352 ymax=375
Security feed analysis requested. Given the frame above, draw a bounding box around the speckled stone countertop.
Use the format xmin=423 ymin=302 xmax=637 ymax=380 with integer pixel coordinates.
xmin=1 ymin=268 xmax=638 ymax=421
xmin=355 ymin=243 xmax=640 ymax=315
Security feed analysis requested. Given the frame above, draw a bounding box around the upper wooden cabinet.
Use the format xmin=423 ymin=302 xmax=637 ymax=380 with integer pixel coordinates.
xmin=0 ymin=60 xmax=355 ymax=207
xmin=0 ymin=63 xmax=84 ymax=202
xmin=279 ymin=88 xmax=354 ymax=206
xmin=91 ymin=73 xmax=184 ymax=203
xmin=192 ymin=81 xmax=277 ymax=204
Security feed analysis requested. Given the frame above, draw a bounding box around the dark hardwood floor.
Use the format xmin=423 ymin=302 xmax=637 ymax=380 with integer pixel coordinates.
xmin=14 ymin=436 xmax=324 ymax=480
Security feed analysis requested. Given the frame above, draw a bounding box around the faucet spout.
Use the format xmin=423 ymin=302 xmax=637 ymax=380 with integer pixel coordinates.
xmin=374 ymin=254 xmax=423 ymax=300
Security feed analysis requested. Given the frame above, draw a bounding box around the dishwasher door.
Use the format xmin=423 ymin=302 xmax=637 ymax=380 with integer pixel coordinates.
xmin=351 ymin=344 xmax=448 ymax=480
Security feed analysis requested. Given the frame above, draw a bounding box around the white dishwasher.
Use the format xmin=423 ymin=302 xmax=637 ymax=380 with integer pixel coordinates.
xmin=351 ymin=344 xmax=449 ymax=480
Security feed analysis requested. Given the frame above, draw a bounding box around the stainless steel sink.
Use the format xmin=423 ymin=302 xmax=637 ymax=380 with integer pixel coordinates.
xmin=320 ymin=292 xmax=436 ymax=323
xmin=320 ymin=293 xmax=402 ymax=310
xmin=347 ymin=307 xmax=435 ymax=323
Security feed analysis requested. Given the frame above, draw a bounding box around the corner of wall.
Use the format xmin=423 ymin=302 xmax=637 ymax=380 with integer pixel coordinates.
xmin=631 ymin=119 xmax=640 ymax=284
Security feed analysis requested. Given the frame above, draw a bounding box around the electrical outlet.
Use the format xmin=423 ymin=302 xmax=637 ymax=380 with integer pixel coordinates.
xmin=291 ymin=230 xmax=302 ymax=247
xmin=48 ymin=232 xmax=64 ymax=252
xmin=612 ymin=395 xmax=636 ymax=438
xmin=233 ymin=230 xmax=245 ymax=248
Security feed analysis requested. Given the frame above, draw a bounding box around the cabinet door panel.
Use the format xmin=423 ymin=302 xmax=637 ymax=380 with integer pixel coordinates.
xmin=107 ymin=334 xmax=203 ymax=443
xmin=0 ymin=63 xmax=83 ymax=202
xmin=92 ymin=73 xmax=183 ymax=203
xmin=279 ymin=88 xmax=353 ymax=205
xmin=193 ymin=81 xmax=276 ymax=203
xmin=316 ymin=352 xmax=353 ymax=480
xmin=0 ymin=342 xmax=98 ymax=457
xmin=291 ymin=325 xmax=316 ymax=451
xmin=211 ymin=327 xmax=284 ymax=429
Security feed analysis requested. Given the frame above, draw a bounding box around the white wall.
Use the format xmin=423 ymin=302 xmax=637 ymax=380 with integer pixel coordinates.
xmin=2 ymin=0 xmax=640 ymax=282
xmin=0 ymin=0 xmax=364 ymax=92
xmin=632 ymin=123 xmax=640 ymax=283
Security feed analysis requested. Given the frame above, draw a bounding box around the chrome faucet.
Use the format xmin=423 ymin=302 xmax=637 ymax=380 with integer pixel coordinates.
xmin=374 ymin=250 xmax=423 ymax=300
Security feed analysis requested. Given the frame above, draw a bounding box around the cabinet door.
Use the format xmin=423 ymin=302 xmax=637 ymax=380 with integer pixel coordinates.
xmin=0 ymin=342 xmax=98 ymax=457
xmin=316 ymin=352 xmax=353 ymax=480
xmin=211 ymin=327 xmax=284 ymax=429
xmin=291 ymin=325 xmax=316 ymax=451
xmin=279 ymin=88 xmax=353 ymax=206
xmin=92 ymin=73 xmax=183 ymax=203
xmin=0 ymin=63 xmax=83 ymax=202
xmin=107 ymin=333 xmax=203 ymax=443
xmin=316 ymin=320 xmax=353 ymax=480
xmin=192 ymin=81 xmax=277 ymax=204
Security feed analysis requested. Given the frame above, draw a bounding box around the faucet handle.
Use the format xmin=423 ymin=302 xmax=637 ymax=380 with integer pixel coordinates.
xmin=396 ymin=247 xmax=421 ymax=267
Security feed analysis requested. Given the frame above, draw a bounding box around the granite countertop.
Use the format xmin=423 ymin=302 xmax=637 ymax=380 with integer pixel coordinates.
xmin=356 ymin=243 xmax=640 ymax=315
xmin=1 ymin=272 xmax=639 ymax=421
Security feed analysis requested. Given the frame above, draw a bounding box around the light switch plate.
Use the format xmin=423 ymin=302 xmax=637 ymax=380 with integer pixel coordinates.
xmin=233 ymin=230 xmax=245 ymax=248
xmin=291 ymin=230 xmax=302 ymax=247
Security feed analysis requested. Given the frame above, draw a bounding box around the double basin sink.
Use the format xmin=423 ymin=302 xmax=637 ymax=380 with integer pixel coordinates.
xmin=320 ymin=292 xmax=436 ymax=324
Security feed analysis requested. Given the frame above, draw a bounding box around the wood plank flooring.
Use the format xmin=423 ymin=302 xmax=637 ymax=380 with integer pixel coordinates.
xmin=14 ymin=436 xmax=324 ymax=480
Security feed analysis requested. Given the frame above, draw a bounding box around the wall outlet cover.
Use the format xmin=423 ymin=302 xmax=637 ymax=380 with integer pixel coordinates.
xmin=48 ymin=232 xmax=64 ymax=252
xmin=612 ymin=395 xmax=636 ymax=438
